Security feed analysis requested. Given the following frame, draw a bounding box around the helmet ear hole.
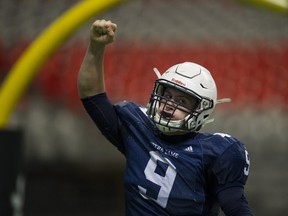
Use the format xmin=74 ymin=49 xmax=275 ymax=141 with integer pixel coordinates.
xmin=203 ymin=114 xmax=209 ymax=119
xmin=196 ymin=125 xmax=202 ymax=131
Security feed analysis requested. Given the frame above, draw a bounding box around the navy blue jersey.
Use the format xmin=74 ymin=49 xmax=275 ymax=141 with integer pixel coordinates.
xmin=82 ymin=94 xmax=251 ymax=216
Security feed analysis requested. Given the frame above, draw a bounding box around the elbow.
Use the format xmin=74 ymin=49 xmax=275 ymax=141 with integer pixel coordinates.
xmin=77 ymin=79 xmax=105 ymax=99
xmin=77 ymin=81 xmax=92 ymax=99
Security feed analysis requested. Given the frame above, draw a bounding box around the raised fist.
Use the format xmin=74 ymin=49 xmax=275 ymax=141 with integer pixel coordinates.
xmin=90 ymin=19 xmax=117 ymax=45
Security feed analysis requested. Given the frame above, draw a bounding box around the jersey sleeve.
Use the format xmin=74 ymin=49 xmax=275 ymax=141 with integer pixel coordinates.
xmin=212 ymin=139 xmax=250 ymax=193
xmin=217 ymin=187 xmax=253 ymax=216
xmin=81 ymin=93 xmax=127 ymax=153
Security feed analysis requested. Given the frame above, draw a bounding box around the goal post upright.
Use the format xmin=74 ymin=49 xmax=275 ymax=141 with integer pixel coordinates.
xmin=0 ymin=1 xmax=130 ymax=215
xmin=0 ymin=0 xmax=129 ymax=129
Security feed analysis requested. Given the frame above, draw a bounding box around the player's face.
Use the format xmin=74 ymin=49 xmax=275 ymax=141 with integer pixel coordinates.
xmin=157 ymin=87 xmax=198 ymax=121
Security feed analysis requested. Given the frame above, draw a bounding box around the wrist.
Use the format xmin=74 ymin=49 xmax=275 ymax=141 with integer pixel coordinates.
xmin=89 ymin=41 xmax=105 ymax=54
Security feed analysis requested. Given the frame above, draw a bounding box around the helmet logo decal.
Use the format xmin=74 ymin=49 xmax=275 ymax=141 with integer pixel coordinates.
xmin=171 ymin=78 xmax=186 ymax=87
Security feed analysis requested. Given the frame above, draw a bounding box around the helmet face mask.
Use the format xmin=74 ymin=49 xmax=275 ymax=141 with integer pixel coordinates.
xmin=147 ymin=62 xmax=217 ymax=135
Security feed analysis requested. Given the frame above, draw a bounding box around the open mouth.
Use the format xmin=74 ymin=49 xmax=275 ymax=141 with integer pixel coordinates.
xmin=160 ymin=111 xmax=173 ymax=120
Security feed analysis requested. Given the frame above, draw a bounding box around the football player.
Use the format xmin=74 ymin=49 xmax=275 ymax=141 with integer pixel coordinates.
xmin=78 ymin=19 xmax=253 ymax=216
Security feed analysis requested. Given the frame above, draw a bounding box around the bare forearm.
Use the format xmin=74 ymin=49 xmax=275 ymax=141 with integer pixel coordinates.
xmin=78 ymin=43 xmax=106 ymax=99
xmin=77 ymin=19 xmax=117 ymax=99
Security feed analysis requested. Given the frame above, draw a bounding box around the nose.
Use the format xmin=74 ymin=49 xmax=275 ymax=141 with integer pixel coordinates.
xmin=164 ymin=99 xmax=176 ymax=110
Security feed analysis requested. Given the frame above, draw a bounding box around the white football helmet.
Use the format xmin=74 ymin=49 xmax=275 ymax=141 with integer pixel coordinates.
xmin=147 ymin=62 xmax=230 ymax=135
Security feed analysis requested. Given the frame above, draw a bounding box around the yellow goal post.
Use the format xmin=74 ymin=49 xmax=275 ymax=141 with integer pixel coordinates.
xmin=0 ymin=0 xmax=130 ymax=129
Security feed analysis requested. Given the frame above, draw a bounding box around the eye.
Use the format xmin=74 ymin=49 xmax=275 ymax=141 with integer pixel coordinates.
xmin=175 ymin=98 xmax=186 ymax=105
xmin=163 ymin=93 xmax=172 ymax=100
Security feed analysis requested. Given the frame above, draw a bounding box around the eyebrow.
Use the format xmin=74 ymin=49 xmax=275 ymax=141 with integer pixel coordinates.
xmin=164 ymin=89 xmax=190 ymax=99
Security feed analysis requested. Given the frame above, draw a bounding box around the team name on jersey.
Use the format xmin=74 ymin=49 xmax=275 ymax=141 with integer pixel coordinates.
xmin=150 ymin=142 xmax=179 ymax=158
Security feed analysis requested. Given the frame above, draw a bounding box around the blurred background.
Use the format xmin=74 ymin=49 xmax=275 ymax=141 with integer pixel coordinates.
xmin=0 ymin=0 xmax=287 ymax=215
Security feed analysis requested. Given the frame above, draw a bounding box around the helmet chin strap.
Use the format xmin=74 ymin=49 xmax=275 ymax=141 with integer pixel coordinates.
xmin=153 ymin=67 xmax=162 ymax=78
xmin=202 ymin=98 xmax=231 ymax=128
xmin=216 ymin=98 xmax=231 ymax=104
xmin=202 ymin=118 xmax=215 ymax=127
xmin=154 ymin=112 xmax=191 ymax=135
